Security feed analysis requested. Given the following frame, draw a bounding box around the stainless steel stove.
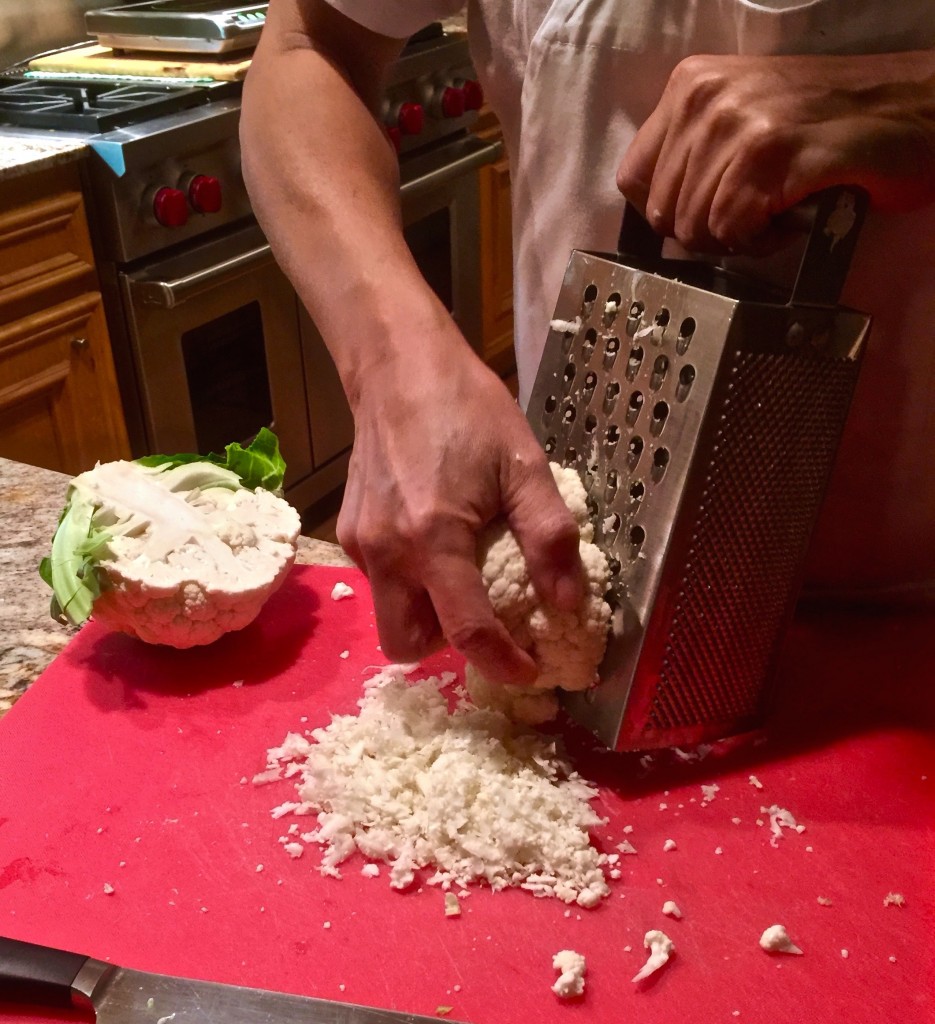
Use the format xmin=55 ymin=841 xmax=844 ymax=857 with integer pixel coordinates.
xmin=0 ymin=28 xmax=500 ymax=512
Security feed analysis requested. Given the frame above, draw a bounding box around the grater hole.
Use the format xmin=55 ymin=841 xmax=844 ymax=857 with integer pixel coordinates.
xmin=584 ymin=413 xmax=598 ymax=434
xmin=651 ymin=355 xmax=669 ymax=390
xmin=629 ymin=525 xmax=646 ymax=557
xmin=544 ymin=394 xmax=558 ymax=415
xmin=604 ymin=469 xmax=618 ymax=501
xmin=676 ymin=317 xmax=696 ymax=355
xmin=586 ymin=495 xmax=600 ymax=519
xmin=584 ymin=371 xmax=597 ymax=393
xmin=604 ymin=380 xmax=621 ymax=413
xmin=652 ymin=446 xmax=670 ymax=481
xmin=603 ymin=337 xmax=620 ymax=369
xmin=582 ymin=327 xmax=598 ymax=361
xmin=582 ymin=283 xmax=598 ymax=316
xmin=630 ymin=480 xmax=645 ymax=506
xmin=626 ymin=300 xmax=645 ymax=338
xmin=563 ymin=362 xmax=577 ymax=389
xmin=626 ymin=390 xmax=644 ymax=426
xmin=651 ymin=308 xmax=670 ymax=346
xmin=544 ymin=436 xmax=556 ymax=455
xmin=628 ymin=435 xmax=644 ymax=469
xmin=564 ymin=446 xmax=578 ymax=466
xmin=651 ymin=400 xmax=670 ymax=436
xmin=605 ymin=424 xmax=621 ymax=452
xmin=626 ymin=345 xmax=644 ymax=379
xmin=602 ymin=511 xmax=621 ymax=541
xmin=607 ymin=555 xmax=622 ymax=576
xmin=677 ymin=364 xmax=696 ymax=401
xmin=604 ymin=292 xmax=622 ymax=325
xmin=562 ymin=403 xmax=576 ymax=425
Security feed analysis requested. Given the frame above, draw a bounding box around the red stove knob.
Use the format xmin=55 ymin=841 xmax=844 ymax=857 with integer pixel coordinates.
xmin=440 ymin=86 xmax=465 ymax=119
xmin=188 ymin=174 xmax=223 ymax=214
xmin=462 ymin=79 xmax=484 ymax=111
xmin=386 ymin=125 xmax=402 ymax=153
xmin=153 ymin=187 xmax=189 ymax=228
xmin=397 ymin=102 xmax=424 ymax=135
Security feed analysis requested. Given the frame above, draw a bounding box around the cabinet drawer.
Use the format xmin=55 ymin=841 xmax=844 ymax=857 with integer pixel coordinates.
xmin=0 ymin=164 xmax=96 ymax=282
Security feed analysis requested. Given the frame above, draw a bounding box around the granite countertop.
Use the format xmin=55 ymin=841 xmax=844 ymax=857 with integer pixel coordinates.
xmin=0 ymin=456 xmax=352 ymax=717
xmin=0 ymin=129 xmax=89 ymax=181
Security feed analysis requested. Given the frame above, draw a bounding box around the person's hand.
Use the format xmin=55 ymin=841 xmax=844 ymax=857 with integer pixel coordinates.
xmin=616 ymin=51 xmax=935 ymax=254
xmin=336 ymin=317 xmax=583 ymax=685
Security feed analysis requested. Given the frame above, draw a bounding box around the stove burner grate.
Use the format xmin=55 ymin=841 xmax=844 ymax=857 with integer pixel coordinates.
xmin=0 ymin=78 xmax=224 ymax=132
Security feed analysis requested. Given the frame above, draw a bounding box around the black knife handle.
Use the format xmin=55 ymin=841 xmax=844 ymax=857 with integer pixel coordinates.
xmin=0 ymin=936 xmax=89 ymax=1008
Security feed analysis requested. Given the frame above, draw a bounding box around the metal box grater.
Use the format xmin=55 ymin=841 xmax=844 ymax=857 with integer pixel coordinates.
xmin=527 ymin=188 xmax=872 ymax=751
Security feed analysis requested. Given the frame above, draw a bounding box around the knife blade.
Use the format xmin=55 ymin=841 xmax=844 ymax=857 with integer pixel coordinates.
xmin=0 ymin=936 xmax=462 ymax=1024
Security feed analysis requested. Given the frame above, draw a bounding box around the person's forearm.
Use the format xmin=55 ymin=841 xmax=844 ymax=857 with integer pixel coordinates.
xmin=239 ymin=5 xmax=464 ymax=407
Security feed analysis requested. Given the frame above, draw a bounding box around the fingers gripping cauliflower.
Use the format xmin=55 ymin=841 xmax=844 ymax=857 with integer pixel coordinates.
xmin=40 ymin=429 xmax=301 ymax=648
xmin=467 ymin=464 xmax=612 ymax=724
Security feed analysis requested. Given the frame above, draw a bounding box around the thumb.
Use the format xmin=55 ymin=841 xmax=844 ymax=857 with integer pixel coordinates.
xmin=503 ymin=455 xmax=584 ymax=613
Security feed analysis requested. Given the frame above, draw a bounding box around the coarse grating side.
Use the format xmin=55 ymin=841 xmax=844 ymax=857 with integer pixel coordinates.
xmin=646 ymin=349 xmax=861 ymax=736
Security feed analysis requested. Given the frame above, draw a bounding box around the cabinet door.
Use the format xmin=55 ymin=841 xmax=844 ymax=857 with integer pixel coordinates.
xmin=0 ymin=291 xmax=130 ymax=475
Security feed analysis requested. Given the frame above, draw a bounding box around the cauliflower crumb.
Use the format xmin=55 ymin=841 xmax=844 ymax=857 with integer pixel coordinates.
xmin=731 ymin=817 xmax=742 ymax=825
xmin=749 ymin=775 xmax=764 ymax=789
xmin=761 ymin=805 xmax=802 ymax=847
xmin=714 ymin=847 xmax=723 ymax=855
xmin=759 ymin=925 xmax=803 ymax=955
xmin=889 ymin=956 xmax=897 ymax=963
xmin=466 ymin=464 xmax=611 ymax=724
xmin=339 ymin=650 xmax=350 ymax=659
xmin=662 ymin=900 xmax=682 ymax=919
xmin=331 ymin=582 xmax=355 ymax=601
xmin=663 ymin=839 xmax=677 ymax=852
xmin=817 ymin=896 xmax=832 ymax=907
xmin=361 ymin=863 xmax=380 ymax=878
xmin=551 ymin=950 xmax=586 ymax=998
xmin=883 ymin=892 xmax=906 ymax=907
xmin=633 ymin=930 xmax=674 ymax=982
xmin=550 ymin=317 xmax=583 ymax=336
xmin=102 ymin=882 xmax=115 ymax=894
xmin=444 ymin=893 xmax=462 ymax=917
xmin=283 ymin=842 xmax=304 ymax=858
xmin=700 ymin=783 xmax=720 ymax=804
xmin=259 ymin=666 xmax=611 ymax=904
xmin=841 ymin=949 xmax=849 ymax=959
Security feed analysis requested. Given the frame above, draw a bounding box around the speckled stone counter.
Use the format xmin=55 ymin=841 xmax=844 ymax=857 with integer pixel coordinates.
xmin=0 ymin=130 xmax=89 ymax=181
xmin=0 ymin=457 xmax=352 ymax=717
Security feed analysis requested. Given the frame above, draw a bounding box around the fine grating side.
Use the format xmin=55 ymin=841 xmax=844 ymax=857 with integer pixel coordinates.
xmin=646 ymin=350 xmax=860 ymax=734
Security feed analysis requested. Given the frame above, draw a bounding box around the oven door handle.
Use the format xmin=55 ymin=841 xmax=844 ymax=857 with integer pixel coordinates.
xmin=129 ymin=242 xmax=274 ymax=309
xmin=400 ymin=135 xmax=503 ymax=202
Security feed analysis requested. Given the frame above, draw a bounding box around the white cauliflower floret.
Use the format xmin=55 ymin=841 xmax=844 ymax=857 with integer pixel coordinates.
xmin=42 ymin=431 xmax=300 ymax=648
xmin=467 ymin=464 xmax=611 ymax=723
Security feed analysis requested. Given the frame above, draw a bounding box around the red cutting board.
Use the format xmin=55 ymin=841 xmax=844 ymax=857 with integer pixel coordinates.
xmin=1 ymin=565 xmax=932 ymax=1024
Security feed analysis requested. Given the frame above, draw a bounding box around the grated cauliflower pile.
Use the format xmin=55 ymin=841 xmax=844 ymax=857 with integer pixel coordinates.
xmin=256 ymin=665 xmax=612 ymax=907
xmin=467 ymin=462 xmax=612 ymax=724
xmin=40 ymin=428 xmax=300 ymax=648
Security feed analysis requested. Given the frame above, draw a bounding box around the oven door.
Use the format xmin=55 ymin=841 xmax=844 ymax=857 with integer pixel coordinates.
xmin=294 ymin=133 xmax=503 ymax=506
xmin=119 ymin=221 xmax=313 ymax=487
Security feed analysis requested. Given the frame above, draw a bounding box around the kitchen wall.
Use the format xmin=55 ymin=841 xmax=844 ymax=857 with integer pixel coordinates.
xmin=0 ymin=0 xmax=130 ymax=70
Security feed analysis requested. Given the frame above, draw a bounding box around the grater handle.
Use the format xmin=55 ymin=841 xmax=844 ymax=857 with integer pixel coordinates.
xmin=616 ymin=201 xmax=665 ymax=267
xmin=616 ymin=186 xmax=869 ymax=306
xmin=787 ymin=185 xmax=869 ymax=306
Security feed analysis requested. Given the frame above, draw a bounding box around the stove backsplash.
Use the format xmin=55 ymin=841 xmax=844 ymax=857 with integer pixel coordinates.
xmin=0 ymin=0 xmax=132 ymax=71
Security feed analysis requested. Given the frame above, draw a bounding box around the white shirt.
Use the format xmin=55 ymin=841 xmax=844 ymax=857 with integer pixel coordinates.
xmin=325 ymin=0 xmax=935 ymax=598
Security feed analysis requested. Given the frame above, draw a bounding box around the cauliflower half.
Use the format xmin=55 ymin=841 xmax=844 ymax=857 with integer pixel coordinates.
xmin=41 ymin=429 xmax=300 ymax=648
xmin=467 ymin=463 xmax=612 ymax=724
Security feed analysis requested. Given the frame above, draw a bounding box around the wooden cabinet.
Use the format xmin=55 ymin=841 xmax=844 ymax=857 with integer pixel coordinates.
xmin=473 ymin=107 xmax=516 ymax=380
xmin=0 ymin=163 xmax=130 ymax=474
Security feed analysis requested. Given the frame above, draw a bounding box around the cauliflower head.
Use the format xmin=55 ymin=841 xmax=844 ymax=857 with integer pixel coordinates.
xmin=40 ymin=429 xmax=300 ymax=648
xmin=467 ymin=463 xmax=612 ymax=724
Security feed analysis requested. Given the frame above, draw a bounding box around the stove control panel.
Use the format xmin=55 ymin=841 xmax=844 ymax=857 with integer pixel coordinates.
xmin=382 ymin=34 xmax=482 ymax=158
